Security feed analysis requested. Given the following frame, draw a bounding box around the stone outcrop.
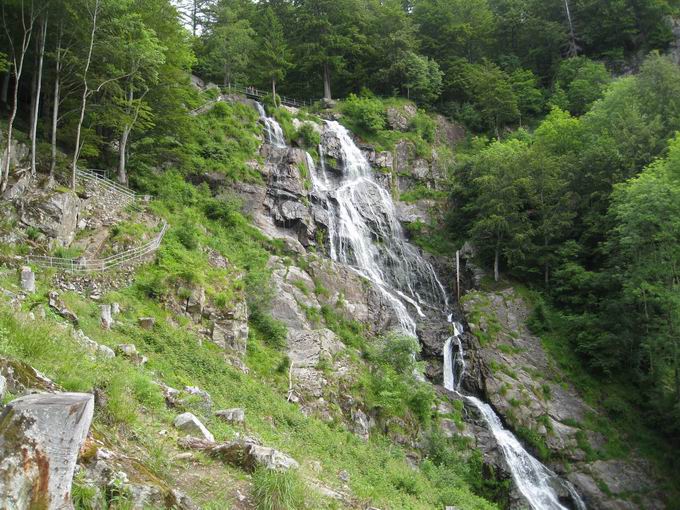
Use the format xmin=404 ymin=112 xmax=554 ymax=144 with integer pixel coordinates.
xmin=386 ymin=104 xmax=417 ymax=132
xmin=0 ymin=358 xmax=56 ymax=397
xmin=178 ymin=437 xmax=299 ymax=472
xmin=19 ymin=187 xmax=80 ymax=246
xmin=215 ymin=408 xmax=245 ymax=424
xmin=20 ymin=266 xmax=35 ymax=293
xmin=0 ymin=392 xmax=94 ymax=509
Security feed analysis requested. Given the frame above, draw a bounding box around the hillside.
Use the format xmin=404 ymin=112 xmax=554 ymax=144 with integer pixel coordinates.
xmin=2 ymin=1 xmax=680 ymax=509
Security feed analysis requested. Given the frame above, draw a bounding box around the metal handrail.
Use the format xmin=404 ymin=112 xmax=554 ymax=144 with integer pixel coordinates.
xmin=25 ymin=221 xmax=168 ymax=273
xmin=224 ymin=84 xmax=316 ymax=108
xmin=77 ymin=168 xmax=137 ymax=200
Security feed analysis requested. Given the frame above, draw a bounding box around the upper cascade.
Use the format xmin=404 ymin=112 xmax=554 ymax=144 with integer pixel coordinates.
xmin=313 ymin=120 xmax=448 ymax=334
xmin=255 ymin=103 xmax=286 ymax=148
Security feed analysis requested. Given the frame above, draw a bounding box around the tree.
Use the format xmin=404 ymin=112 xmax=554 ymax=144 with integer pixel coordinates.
xmin=102 ymin=11 xmax=166 ymax=184
xmin=462 ymin=60 xmax=519 ymax=137
xmin=295 ymin=0 xmax=369 ymax=100
xmin=199 ymin=4 xmax=254 ymax=88
xmin=255 ymin=7 xmax=291 ymax=106
xmin=509 ymin=68 xmax=544 ymax=124
xmin=464 ymin=138 xmax=532 ymax=281
xmin=390 ymin=51 xmax=442 ymax=103
xmin=1 ymin=0 xmax=40 ymax=192
xmin=608 ymin=134 xmax=680 ymax=410
xmin=553 ymin=56 xmax=610 ymax=115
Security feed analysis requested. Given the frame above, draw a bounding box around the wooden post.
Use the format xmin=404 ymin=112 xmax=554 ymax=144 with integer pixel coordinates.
xmin=456 ymin=250 xmax=460 ymax=301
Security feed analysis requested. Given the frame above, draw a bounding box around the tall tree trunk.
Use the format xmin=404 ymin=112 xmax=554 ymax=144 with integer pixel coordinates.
xmin=30 ymin=16 xmax=47 ymax=177
xmin=1 ymin=1 xmax=35 ymax=193
xmin=272 ymin=78 xmax=276 ymax=107
xmin=118 ymin=127 xmax=130 ymax=185
xmin=563 ymin=0 xmax=579 ymax=57
xmin=0 ymin=72 xmax=9 ymax=105
xmin=50 ymin=25 xmax=63 ymax=181
xmin=494 ymin=243 xmax=500 ymax=282
xmin=323 ymin=62 xmax=331 ymax=100
xmin=72 ymin=0 xmax=100 ymax=190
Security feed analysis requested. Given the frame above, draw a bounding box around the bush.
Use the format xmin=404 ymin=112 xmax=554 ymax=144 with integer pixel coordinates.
xmin=250 ymin=306 xmax=288 ymax=349
xmin=251 ymin=468 xmax=306 ymax=510
xmin=410 ymin=111 xmax=436 ymax=143
xmin=297 ymin=122 xmax=320 ymax=148
xmin=343 ymin=94 xmax=386 ymax=133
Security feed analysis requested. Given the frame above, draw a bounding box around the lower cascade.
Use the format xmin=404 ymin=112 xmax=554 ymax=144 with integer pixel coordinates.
xmin=444 ymin=327 xmax=587 ymax=510
xmin=261 ymin=109 xmax=586 ymax=509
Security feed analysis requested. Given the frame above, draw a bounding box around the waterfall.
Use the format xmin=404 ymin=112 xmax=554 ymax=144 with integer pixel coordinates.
xmin=443 ymin=325 xmax=587 ymax=510
xmin=313 ymin=120 xmax=448 ymax=335
xmin=255 ymin=102 xmax=286 ymax=148
xmin=267 ymin=111 xmax=586 ymax=509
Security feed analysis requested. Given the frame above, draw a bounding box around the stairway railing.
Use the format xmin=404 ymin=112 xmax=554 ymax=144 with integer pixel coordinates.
xmin=77 ymin=168 xmax=138 ymax=201
xmin=25 ymin=221 xmax=168 ymax=273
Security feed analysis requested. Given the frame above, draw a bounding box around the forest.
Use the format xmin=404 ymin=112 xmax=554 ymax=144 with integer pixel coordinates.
xmin=2 ymin=0 xmax=680 ymax=492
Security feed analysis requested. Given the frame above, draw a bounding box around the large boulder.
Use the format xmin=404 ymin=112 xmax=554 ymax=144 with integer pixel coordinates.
xmin=0 ymin=392 xmax=94 ymax=509
xmin=179 ymin=438 xmax=299 ymax=472
xmin=20 ymin=188 xmax=80 ymax=246
xmin=386 ymin=103 xmax=417 ymax=132
xmin=173 ymin=412 xmax=214 ymax=442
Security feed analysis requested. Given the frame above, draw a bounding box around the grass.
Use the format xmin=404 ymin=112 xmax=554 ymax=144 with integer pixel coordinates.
xmin=252 ymin=468 xmax=307 ymax=510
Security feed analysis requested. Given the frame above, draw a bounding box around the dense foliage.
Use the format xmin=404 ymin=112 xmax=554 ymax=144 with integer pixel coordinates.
xmin=448 ymin=54 xmax=680 ymax=446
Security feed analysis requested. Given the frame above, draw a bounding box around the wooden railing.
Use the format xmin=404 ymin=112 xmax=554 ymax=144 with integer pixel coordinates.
xmin=25 ymin=221 xmax=168 ymax=273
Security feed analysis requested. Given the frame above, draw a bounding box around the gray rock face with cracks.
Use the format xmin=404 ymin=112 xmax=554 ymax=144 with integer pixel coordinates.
xmin=0 ymin=392 xmax=94 ymax=509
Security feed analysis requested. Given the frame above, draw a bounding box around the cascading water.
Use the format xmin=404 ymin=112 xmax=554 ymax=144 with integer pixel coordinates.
xmin=312 ymin=121 xmax=448 ymax=335
xmin=443 ymin=325 xmax=587 ymax=510
xmin=255 ymin=102 xmax=286 ymax=148
xmin=265 ymin=111 xmax=586 ymax=509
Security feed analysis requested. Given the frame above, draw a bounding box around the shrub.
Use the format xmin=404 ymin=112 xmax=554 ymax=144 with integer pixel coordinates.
xmin=251 ymin=468 xmax=306 ymax=510
xmin=297 ymin=122 xmax=320 ymax=148
xmin=410 ymin=111 xmax=436 ymax=143
xmin=343 ymin=94 xmax=386 ymax=133
xmin=250 ymin=306 xmax=288 ymax=349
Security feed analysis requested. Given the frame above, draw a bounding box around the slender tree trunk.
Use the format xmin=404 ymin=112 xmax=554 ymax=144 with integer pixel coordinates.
xmin=494 ymin=242 xmax=500 ymax=282
xmin=272 ymin=78 xmax=276 ymax=107
xmin=323 ymin=62 xmax=331 ymax=100
xmin=118 ymin=127 xmax=130 ymax=184
xmin=50 ymin=25 xmax=63 ymax=181
xmin=1 ymin=2 xmax=35 ymax=193
xmin=564 ymin=0 xmax=579 ymax=57
xmin=0 ymin=72 xmax=9 ymax=105
xmin=30 ymin=16 xmax=47 ymax=177
xmin=72 ymin=0 xmax=100 ymax=190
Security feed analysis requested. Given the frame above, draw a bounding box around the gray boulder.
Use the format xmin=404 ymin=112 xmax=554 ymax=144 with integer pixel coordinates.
xmin=100 ymin=304 xmax=113 ymax=330
xmin=215 ymin=408 xmax=245 ymax=425
xmin=0 ymin=375 xmax=6 ymax=401
xmin=179 ymin=437 xmax=299 ymax=472
xmin=20 ymin=188 xmax=80 ymax=246
xmin=173 ymin=412 xmax=214 ymax=442
xmin=0 ymin=392 xmax=94 ymax=509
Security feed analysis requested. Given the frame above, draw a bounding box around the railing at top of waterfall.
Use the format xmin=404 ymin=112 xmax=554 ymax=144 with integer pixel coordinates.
xmin=24 ymin=221 xmax=168 ymax=273
xmin=223 ymin=84 xmax=316 ymax=109
xmin=76 ymin=168 xmax=142 ymax=201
